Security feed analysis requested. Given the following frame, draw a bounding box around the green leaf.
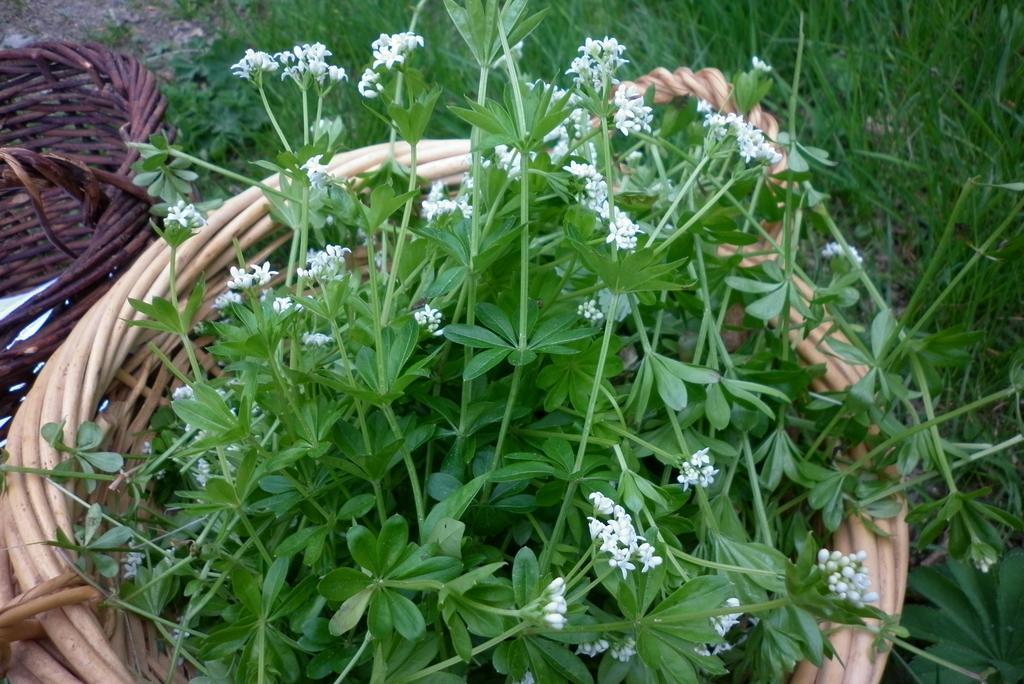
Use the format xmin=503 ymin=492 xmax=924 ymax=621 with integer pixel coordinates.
xmin=444 ymin=324 xmax=511 ymax=349
xmin=746 ymin=284 xmax=788 ymax=320
xmin=463 ymin=348 xmax=510 ymax=380
xmin=329 ymin=588 xmax=372 ymax=636
xmin=705 ymin=383 xmax=730 ymax=430
xmin=386 ymin=590 xmax=427 ymax=640
xmin=377 ymin=516 xmax=410 ymax=572
xmin=512 ymin=547 xmax=539 ymax=608
xmin=347 ymin=525 xmax=379 ymax=574
xmin=80 ymin=450 xmax=124 ymax=473
xmin=422 ymin=476 xmax=486 ymax=541
xmin=319 ymin=568 xmax=373 ymax=602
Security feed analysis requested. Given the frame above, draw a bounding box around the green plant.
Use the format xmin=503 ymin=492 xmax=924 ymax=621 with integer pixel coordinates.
xmin=22 ymin=1 xmax=1023 ymax=683
xmin=893 ymin=552 xmax=1024 ymax=683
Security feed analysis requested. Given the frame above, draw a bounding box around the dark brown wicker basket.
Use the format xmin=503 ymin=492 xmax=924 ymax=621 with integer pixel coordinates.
xmin=0 ymin=42 xmax=169 ymax=438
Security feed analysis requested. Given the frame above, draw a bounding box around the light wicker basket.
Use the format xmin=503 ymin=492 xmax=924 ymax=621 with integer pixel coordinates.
xmin=0 ymin=66 xmax=907 ymax=683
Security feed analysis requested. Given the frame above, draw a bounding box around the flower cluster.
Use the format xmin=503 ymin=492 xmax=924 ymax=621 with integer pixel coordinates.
xmin=272 ymin=296 xmax=297 ymax=314
xmin=213 ymin=291 xmax=242 ymax=311
xmin=302 ymin=332 xmax=332 ymax=347
xmin=821 ymin=241 xmax=864 ymax=266
xmin=817 ymin=549 xmax=880 ymax=608
xmin=357 ymin=32 xmax=423 ymax=99
xmin=752 ymin=56 xmax=773 ymax=73
xmin=483 ymin=144 xmax=535 ymax=179
xmin=564 ymin=161 xmax=643 ymax=251
xmin=230 ymin=49 xmax=277 ymax=81
xmin=275 ymin=43 xmax=347 ymax=88
xmin=302 ymin=155 xmax=332 ymax=190
xmin=171 ymin=385 xmax=194 ymax=402
xmin=165 ymin=201 xmax=206 ymax=231
xmin=297 ymin=245 xmax=350 ymax=283
xmin=357 ymin=69 xmax=383 ymax=98
xmin=421 ymin=182 xmax=472 ymax=222
xmin=587 ymin=492 xmax=662 ymax=578
xmin=676 ymin=447 xmax=719 ymax=491
xmin=577 ymin=298 xmax=604 ymax=324
xmin=414 ymin=304 xmax=444 ymax=335
xmin=696 ymin=100 xmax=783 ymax=165
xmin=122 ymin=551 xmax=144 ymax=580
xmin=609 ymin=637 xmax=637 ymax=662
xmin=371 ymin=32 xmax=424 ymax=70
xmin=566 ymin=36 xmax=628 ymax=90
xmin=227 ymin=262 xmax=277 ymax=290
xmin=612 ymin=85 xmax=652 ymax=136
xmin=194 ymin=458 xmax=211 ymax=488
xmin=711 ymin=597 xmax=742 ymax=637
xmin=539 ymin=577 xmax=568 ymax=629
xmin=576 ymin=638 xmax=610 ymax=658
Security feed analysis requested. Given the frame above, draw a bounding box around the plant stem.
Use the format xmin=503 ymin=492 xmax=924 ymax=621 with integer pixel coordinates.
xmin=333 ymin=632 xmax=372 ymax=683
xmin=394 ymin=624 xmax=526 ymax=683
xmin=258 ymin=83 xmax=293 ymax=153
xmin=382 ymin=143 xmax=419 ymax=325
xmin=541 ymin=293 xmax=620 ymax=572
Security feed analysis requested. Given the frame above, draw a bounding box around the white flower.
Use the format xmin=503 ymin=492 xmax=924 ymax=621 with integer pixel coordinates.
xmin=587 ymin=493 xmax=657 ymax=578
xmin=302 ymin=332 xmax=332 ymax=346
xmin=302 ymin=154 xmax=331 ymax=190
xmin=421 ymin=182 xmax=472 ymax=221
xmin=122 ymin=551 xmax=144 ymax=580
xmin=275 ymin=43 xmax=342 ymax=88
xmin=612 ymin=85 xmax=653 ymax=136
xmin=165 ymin=200 xmax=206 ymax=231
xmin=358 ymin=68 xmax=383 ymax=98
xmin=486 ymin=145 xmax=534 ymax=178
xmin=227 ymin=262 xmax=278 ymax=290
xmin=696 ymin=101 xmax=782 ymax=165
xmin=213 ymin=291 xmax=243 ymax=311
xmin=515 ymin=672 xmax=535 ymax=684
xmin=609 ymin=637 xmax=636 ymax=662
xmin=567 ymin=36 xmax=629 ymax=90
xmin=327 ymin=65 xmax=348 ymax=83
xmin=194 ymin=458 xmax=210 ymax=488
xmin=637 ymin=542 xmax=663 ymax=573
xmin=816 ymin=549 xmax=880 ymax=608
xmin=576 ymin=639 xmax=610 ymax=657
xmin=231 ymin=49 xmax=278 ymax=80
xmin=539 ymin=577 xmax=568 ymax=630
xmin=588 ymin=491 xmax=615 ymax=516
xmin=577 ymin=298 xmax=604 ymax=324
xmin=371 ymin=32 xmax=424 ymax=70
xmin=272 ymin=296 xmax=297 ymax=314
xmin=677 ymin=447 xmax=719 ymax=491
xmin=414 ymin=305 xmax=444 ymax=335
xmin=606 ymin=209 xmax=642 ymax=251
xmin=297 ymin=245 xmax=350 ymax=283
xmin=821 ymin=241 xmax=864 ymax=265
xmin=141 ymin=441 xmax=153 ymax=455
xmin=710 ymin=597 xmax=742 ymax=637
xmin=171 ymin=385 xmax=194 ymax=402
xmin=752 ymin=56 xmax=773 ymax=73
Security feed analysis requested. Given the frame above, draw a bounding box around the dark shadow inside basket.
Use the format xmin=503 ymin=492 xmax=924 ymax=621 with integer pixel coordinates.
xmin=0 ymin=42 xmax=170 ymax=440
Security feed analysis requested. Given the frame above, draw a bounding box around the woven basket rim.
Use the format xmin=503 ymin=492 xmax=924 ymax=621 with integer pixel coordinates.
xmin=0 ymin=65 xmax=907 ymax=684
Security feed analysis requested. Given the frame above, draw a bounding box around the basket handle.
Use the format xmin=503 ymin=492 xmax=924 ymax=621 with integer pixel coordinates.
xmin=0 ymin=147 xmax=149 ymax=260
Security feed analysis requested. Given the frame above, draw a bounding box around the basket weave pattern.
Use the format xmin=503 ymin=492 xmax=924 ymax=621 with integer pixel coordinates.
xmin=0 ymin=67 xmax=907 ymax=683
xmin=0 ymin=42 xmax=168 ymax=437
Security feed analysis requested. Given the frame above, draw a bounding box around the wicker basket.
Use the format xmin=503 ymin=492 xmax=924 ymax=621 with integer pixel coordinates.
xmin=0 ymin=66 xmax=908 ymax=683
xmin=0 ymin=42 xmax=169 ymax=439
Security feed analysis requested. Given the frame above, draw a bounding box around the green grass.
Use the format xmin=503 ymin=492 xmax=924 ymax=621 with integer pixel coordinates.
xmin=153 ymin=0 xmax=1023 ymax=498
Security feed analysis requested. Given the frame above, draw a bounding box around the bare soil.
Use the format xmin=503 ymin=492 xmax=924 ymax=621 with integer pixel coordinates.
xmin=1 ymin=0 xmax=203 ymax=55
